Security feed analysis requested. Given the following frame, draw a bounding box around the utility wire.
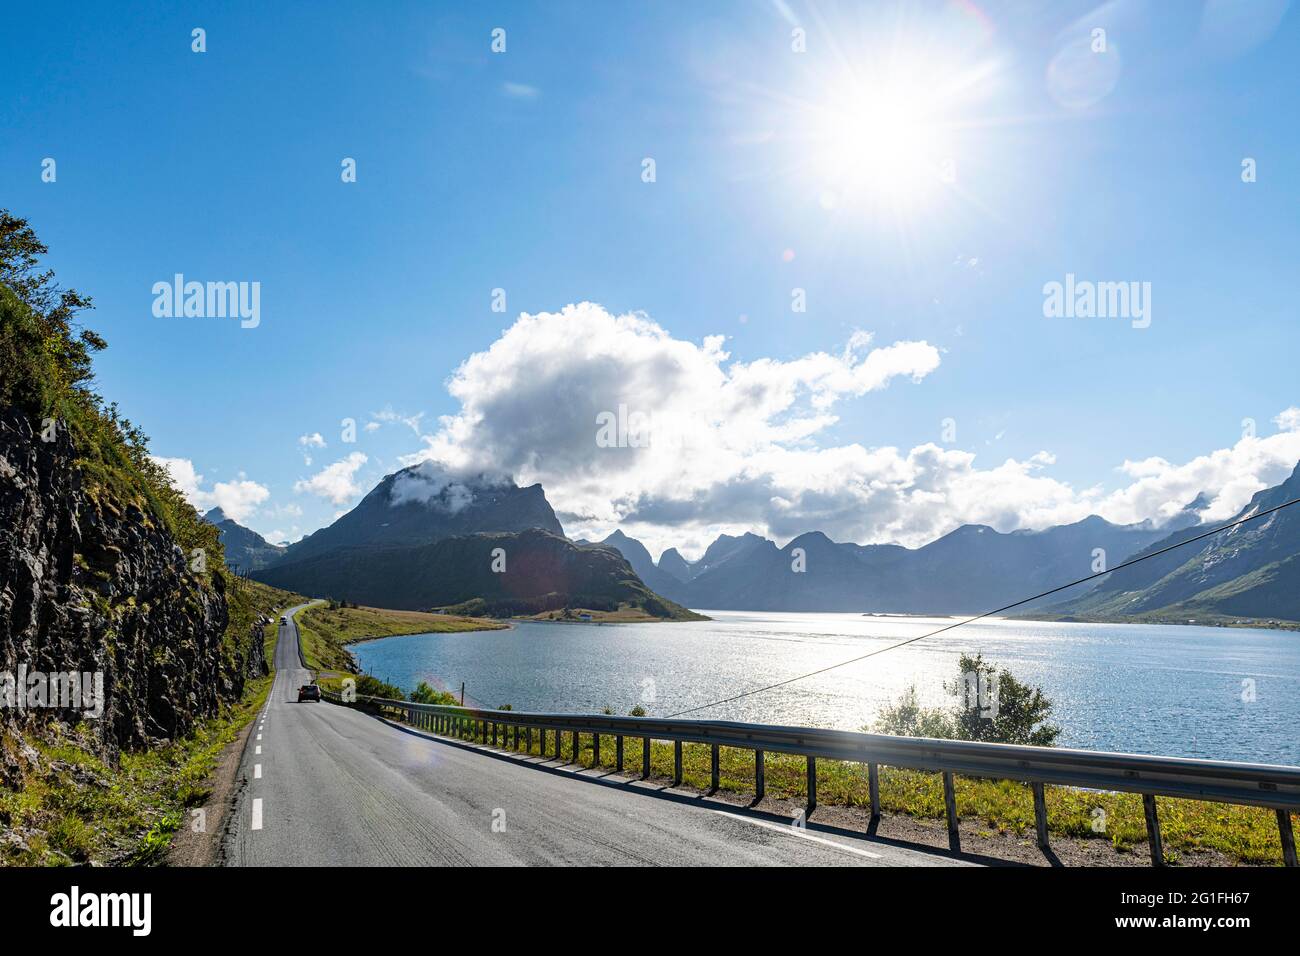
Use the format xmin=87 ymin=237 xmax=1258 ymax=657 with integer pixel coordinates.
xmin=666 ymin=493 xmax=1300 ymax=718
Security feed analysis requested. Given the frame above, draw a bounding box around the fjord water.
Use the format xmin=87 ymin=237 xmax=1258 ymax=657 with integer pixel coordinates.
xmin=350 ymin=612 xmax=1300 ymax=766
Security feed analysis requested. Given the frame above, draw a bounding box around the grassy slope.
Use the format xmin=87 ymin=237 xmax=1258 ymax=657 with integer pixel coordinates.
xmin=295 ymin=603 xmax=507 ymax=673
xmin=520 ymin=602 xmax=708 ymax=623
xmin=1 ymin=580 xmax=302 ymax=866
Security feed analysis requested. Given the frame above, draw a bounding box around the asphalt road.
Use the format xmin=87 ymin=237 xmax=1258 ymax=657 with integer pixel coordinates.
xmin=221 ymin=606 xmax=974 ymax=866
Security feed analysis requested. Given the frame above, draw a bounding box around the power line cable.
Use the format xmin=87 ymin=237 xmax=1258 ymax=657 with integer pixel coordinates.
xmin=666 ymin=493 xmax=1300 ymax=718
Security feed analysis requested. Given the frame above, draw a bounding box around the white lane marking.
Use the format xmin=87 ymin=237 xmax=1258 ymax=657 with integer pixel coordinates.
xmin=257 ymin=734 xmax=262 ymax=740
xmin=251 ymin=798 xmax=263 ymax=830
xmin=711 ymin=810 xmax=881 ymax=860
xmin=255 ymin=745 xmax=262 ymax=755
xmin=254 ymin=763 xmax=262 ymax=779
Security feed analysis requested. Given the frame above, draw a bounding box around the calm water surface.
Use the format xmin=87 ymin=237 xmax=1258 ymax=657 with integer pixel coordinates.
xmin=351 ymin=612 xmax=1300 ymax=765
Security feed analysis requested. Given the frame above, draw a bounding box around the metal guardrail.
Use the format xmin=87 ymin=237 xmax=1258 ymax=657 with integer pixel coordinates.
xmin=322 ymin=690 xmax=1300 ymax=866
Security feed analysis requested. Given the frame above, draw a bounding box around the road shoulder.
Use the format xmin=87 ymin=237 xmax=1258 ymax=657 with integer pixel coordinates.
xmin=165 ymin=699 xmax=261 ymax=866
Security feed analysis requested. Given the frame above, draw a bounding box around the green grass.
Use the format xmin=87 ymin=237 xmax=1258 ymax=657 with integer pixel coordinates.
xmin=409 ymin=720 xmax=1296 ymax=866
xmin=0 ymin=676 xmax=273 ymax=866
xmin=296 ymin=603 xmax=506 ymax=672
xmin=0 ymin=579 xmax=301 ymax=867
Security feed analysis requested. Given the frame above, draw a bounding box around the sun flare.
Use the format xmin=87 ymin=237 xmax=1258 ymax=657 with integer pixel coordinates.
xmin=808 ymin=73 xmax=954 ymax=211
xmin=817 ymin=84 xmax=949 ymax=201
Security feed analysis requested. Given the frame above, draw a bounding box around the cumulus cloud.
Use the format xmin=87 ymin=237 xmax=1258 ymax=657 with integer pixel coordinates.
xmin=402 ymin=302 xmax=951 ymax=552
xmin=1274 ymin=407 xmax=1300 ymax=433
xmin=388 ymin=460 xmax=484 ymax=513
xmin=298 ymin=432 xmax=326 ymax=448
xmin=394 ymin=304 xmax=1300 ymax=557
xmin=294 ymin=452 xmax=369 ymax=506
xmin=151 ymin=457 xmax=270 ymax=524
xmin=1097 ymin=414 xmax=1300 ymax=525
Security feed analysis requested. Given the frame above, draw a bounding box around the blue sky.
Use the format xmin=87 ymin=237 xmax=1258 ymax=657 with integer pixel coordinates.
xmin=3 ymin=1 xmax=1298 ymax=556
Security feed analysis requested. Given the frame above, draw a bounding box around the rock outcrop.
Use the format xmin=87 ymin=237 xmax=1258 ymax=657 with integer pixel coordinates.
xmin=0 ymin=408 xmax=265 ymax=783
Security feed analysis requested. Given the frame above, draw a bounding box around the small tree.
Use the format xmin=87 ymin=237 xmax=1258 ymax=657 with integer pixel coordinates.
xmin=872 ymin=686 xmax=954 ymax=739
xmin=872 ymin=653 xmax=1060 ymax=747
xmin=947 ymin=653 xmax=1060 ymax=747
xmin=409 ymin=681 xmax=456 ymax=706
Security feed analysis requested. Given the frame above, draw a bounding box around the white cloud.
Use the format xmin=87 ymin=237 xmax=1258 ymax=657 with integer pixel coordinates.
xmin=371 ymin=407 xmax=425 ymax=437
xmin=402 ymin=302 xmax=950 ymax=552
xmin=1274 ymin=407 xmax=1300 ymax=433
xmin=294 ymin=452 xmax=369 ymax=506
xmin=151 ymin=457 xmax=270 ymax=524
xmin=501 ymin=81 xmax=539 ymax=99
xmin=298 ymin=432 xmax=326 ymax=448
xmin=393 ymin=304 xmax=1300 ymax=557
xmin=389 ymin=460 xmax=482 ymax=513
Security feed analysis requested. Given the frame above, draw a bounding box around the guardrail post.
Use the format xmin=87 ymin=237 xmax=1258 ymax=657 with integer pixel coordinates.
xmin=868 ymin=763 xmax=881 ymax=827
xmin=942 ymin=772 xmax=960 ymax=853
xmin=1032 ymin=782 xmax=1050 ymax=852
xmin=642 ymin=737 xmax=650 ymax=779
xmin=1277 ymin=810 xmax=1298 ymax=867
xmin=592 ymin=732 xmax=601 ymax=768
xmin=525 ymin=726 xmax=532 ymax=753
xmin=616 ymin=735 xmax=624 ymax=772
xmin=571 ymin=730 xmax=579 ymax=764
xmin=1143 ymin=794 xmax=1164 ymax=866
xmin=512 ymin=725 xmax=519 ymax=751
xmin=807 ymin=757 xmax=817 ymax=814
xmin=755 ymin=750 xmax=765 ymax=801
xmin=710 ymin=745 xmax=720 ymax=793
xmin=481 ymin=720 xmax=488 ymax=744
xmin=673 ymin=741 xmax=683 ymax=785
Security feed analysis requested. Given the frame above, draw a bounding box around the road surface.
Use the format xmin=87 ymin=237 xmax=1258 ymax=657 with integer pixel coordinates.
xmin=222 ymin=605 xmax=974 ymax=866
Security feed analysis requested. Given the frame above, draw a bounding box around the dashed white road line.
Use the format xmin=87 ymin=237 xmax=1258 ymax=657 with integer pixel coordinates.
xmin=255 ymin=745 xmax=262 ymax=755
xmin=257 ymin=734 xmax=262 ymax=740
xmin=254 ymin=763 xmax=262 ymax=779
xmin=251 ymin=798 xmax=263 ymax=831
xmin=710 ymin=809 xmax=882 ymax=860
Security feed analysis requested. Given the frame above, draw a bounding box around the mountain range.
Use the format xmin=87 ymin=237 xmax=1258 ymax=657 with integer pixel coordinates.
xmin=1050 ymin=462 xmax=1300 ymax=623
xmin=203 ymin=507 xmax=285 ymax=572
xmin=277 ymin=461 xmax=563 ymax=565
xmin=250 ymin=464 xmax=697 ymax=620
xmin=238 ymin=459 xmax=1300 ymax=624
xmin=591 ymin=520 xmax=1176 ymax=614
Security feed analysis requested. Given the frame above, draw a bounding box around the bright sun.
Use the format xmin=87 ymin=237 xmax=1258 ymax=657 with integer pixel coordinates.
xmin=809 ymin=78 xmax=953 ymax=209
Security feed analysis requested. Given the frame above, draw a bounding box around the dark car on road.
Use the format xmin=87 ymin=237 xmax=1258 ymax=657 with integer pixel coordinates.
xmin=297 ymin=684 xmax=321 ymax=703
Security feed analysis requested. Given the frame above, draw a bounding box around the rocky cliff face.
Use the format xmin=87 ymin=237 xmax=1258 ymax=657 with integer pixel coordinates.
xmin=0 ymin=408 xmax=264 ymax=783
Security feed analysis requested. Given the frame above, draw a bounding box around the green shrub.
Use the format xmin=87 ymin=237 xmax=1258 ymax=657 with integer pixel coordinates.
xmin=872 ymin=653 xmax=1060 ymax=747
